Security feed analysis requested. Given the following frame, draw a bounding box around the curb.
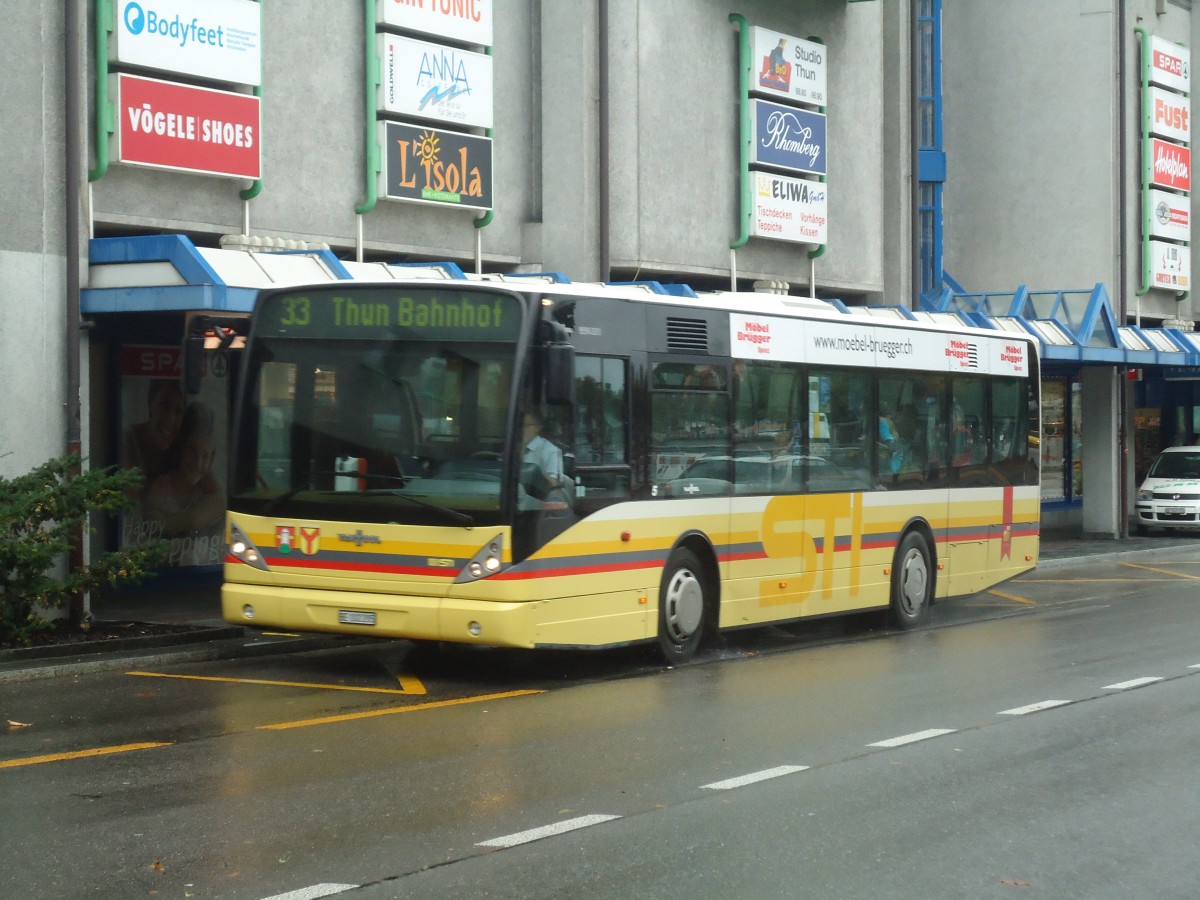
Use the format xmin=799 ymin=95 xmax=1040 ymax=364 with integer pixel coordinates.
xmin=0 ymin=631 xmax=390 ymax=684
xmin=1035 ymin=539 xmax=1200 ymax=570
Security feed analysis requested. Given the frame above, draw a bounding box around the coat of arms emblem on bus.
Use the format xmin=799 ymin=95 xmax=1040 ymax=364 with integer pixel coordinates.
xmin=276 ymin=525 xmax=320 ymax=555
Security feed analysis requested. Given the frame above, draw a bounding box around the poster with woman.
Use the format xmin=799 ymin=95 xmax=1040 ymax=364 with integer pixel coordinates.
xmin=119 ymin=344 xmax=228 ymax=568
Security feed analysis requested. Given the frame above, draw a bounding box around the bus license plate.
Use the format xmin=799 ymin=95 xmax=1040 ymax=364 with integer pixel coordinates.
xmin=338 ymin=610 xmax=377 ymax=626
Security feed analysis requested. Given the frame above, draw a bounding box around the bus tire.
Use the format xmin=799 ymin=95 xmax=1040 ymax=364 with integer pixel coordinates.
xmin=657 ymin=547 xmax=707 ymax=664
xmin=889 ymin=531 xmax=931 ymax=629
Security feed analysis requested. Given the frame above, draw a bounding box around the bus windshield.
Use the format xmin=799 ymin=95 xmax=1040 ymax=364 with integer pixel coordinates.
xmin=229 ymin=287 xmax=526 ymax=526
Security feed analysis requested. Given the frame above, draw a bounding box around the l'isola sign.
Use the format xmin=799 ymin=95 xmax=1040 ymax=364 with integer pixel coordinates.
xmin=259 ymin=288 xmax=521 ymax=340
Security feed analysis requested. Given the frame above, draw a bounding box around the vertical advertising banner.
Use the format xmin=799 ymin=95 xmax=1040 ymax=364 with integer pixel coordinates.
xmin=1141 ymin=34 xmax=1191 ymax=293
xmin=119 ymin=345 xmax=228 ymax=569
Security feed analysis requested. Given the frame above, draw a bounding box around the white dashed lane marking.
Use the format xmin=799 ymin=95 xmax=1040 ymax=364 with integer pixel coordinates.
xmin=1104 ymin=677 xmax=1165 ymax=691
xmin=867 ymin=728 xmax=957 ymax=748
xmin=998 ymin=700 xmax=1073 ymax=716
xmin=701 ymin=765 xmax=809 ymax=790
xmin=260 ymin=884 xmax=356 ymax=900
xmin=477 ymin=814 xmax=621 ymax=848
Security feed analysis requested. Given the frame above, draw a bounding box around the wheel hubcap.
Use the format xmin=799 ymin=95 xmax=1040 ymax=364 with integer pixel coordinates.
xmin=900 ymin=549 xmax=928 ymax=614
xmin=664 ymin=569 xmax=703 ymax=642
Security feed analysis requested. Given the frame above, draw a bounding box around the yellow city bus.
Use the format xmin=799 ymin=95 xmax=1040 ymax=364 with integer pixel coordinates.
xmin=201 ymin=278 xmax=1040 ymax=662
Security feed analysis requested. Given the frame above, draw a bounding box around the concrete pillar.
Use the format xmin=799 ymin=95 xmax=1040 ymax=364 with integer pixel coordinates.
xmin=1081 ymin=366 xmax=1119 ymax=538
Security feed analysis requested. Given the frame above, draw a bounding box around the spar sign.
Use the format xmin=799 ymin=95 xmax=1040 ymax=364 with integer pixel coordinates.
xmin=114 ymin=74 xmax=260 ymax=179
xmin=1150 ymin=34 xmax=1191 ymax=94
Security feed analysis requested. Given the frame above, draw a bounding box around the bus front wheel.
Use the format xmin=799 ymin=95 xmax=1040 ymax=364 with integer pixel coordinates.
xmin=657 ymin=547 xmax=707 ymax=664
xmin=889 ymin=531 xmax=931 ymax=628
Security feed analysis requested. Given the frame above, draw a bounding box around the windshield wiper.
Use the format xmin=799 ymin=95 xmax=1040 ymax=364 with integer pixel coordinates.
xmin=262 ymin=472 xmax=473 ymax=526
xmin=378 ymin=490 xmax=474 ymax=526
xmin=262 ymin=470 xmax=404 ymax=515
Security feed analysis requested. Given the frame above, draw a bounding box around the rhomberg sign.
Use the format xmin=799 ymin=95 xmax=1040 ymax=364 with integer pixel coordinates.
xmin=114 ymin=73 xmax=261 ymax=179
xmin=381 ymin=121 xmax=492 ymax=210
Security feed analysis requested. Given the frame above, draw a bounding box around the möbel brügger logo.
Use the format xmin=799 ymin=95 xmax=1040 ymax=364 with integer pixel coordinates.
xmin=123 ymin=1 xmax=227 ymax=50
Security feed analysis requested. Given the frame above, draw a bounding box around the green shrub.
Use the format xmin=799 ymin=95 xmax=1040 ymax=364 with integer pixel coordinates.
xmin=0 ymin=454 xmax=167 ymax=645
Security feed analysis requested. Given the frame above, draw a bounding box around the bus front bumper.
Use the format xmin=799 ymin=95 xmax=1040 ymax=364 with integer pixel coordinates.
xmin=222 ymin=583 xmax=539 ymax=648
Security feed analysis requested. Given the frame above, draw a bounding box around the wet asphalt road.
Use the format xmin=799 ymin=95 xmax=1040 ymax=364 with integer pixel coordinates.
xmin=4 ymin=548 xmax=1200 ymax=899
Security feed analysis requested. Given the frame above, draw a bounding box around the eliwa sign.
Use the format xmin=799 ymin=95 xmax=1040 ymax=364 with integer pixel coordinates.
xmin=113 ymin=0 xmax=262 ymax=85
xmin=1142 ymin=34 xmax=1191 ymax=292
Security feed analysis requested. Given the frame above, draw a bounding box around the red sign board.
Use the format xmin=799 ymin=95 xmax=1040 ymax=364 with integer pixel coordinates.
xmin=120 ymin=345 xmax=181 ymax=378
xmin=115 ymin=73 xmax=261 ymax=179
xmin=1151 ymin=138 xmax=1191 ymax=192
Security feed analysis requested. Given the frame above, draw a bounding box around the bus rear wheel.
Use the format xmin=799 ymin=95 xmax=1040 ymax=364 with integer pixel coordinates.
xmin=889 ymin=531 xmax=931 ymax=628
xmin=657 ymin=547 xmax=707 ymax=664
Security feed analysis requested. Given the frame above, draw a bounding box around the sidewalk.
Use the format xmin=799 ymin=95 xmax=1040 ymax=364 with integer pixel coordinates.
xmin=3 ymin=528 xmax=1199 ymax=681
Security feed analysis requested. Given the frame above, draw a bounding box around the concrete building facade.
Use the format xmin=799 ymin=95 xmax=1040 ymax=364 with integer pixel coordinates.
xmin=4 ymin=0 xmax=1199 ymax=583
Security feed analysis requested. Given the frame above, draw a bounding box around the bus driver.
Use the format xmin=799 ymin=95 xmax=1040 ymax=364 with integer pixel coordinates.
xmin=522 ymin=410 xmax=565 ymax=499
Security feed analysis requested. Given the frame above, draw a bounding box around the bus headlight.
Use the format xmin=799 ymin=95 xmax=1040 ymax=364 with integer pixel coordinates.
xmin=455 ymin=533 xmax=506 ymax=583
xmin=228 ymin=522 xmax=271 ymax=572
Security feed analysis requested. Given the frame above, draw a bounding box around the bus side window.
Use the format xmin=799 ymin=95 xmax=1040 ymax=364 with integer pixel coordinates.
xmin=733 ymin=361 xmax=798 ymax=459
xmin=951 ymin=376 xmax=989 ymax=483
xmin=574 ymin=355 xmax=631 ymax=507
xmin=807 ymin=369 xmax=872 ymax=491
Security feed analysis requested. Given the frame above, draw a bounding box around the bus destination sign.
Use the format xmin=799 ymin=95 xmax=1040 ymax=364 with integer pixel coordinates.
xmin=257 ymin=289 xmax=522 ymax=341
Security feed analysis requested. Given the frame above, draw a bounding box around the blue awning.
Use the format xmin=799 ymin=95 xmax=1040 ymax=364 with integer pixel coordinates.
xmin=82 ymin=234 xmax=466 ymax=314
xmin=915 ymin=282 xmax=1197 ymax=369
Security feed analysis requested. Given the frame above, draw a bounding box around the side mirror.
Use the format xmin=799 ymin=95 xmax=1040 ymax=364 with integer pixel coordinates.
xmin=543 ymin=343 xmax=575 ymax=405
xmin=182 ymin=333 xmax=206 ymax=395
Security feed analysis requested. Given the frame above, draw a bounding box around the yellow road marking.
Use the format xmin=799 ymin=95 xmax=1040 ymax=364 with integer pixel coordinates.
xmin=259 ymin=689 xmax=544 ymax=730
xmin=127 ymin=670 xmax=427 ymax=696
xmin=986 ymin=589 xmax=1035 ymax=606
xmin=0 ymin=742 xmax=171 ymax=770
xmin=397 ymin=673 xmax=426 ymax=695
xmin=1120 ymin=562 xmax=1200 ymax=580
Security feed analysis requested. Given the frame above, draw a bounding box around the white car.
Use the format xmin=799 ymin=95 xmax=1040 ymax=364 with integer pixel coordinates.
xmin=1135 ymin=446 xmax=1200 ymax=534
